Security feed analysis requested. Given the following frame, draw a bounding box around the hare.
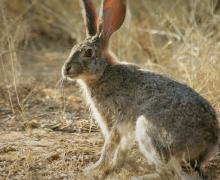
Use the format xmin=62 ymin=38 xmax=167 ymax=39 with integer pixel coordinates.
xmin=62 ymin=0 xmax=219 ymax=178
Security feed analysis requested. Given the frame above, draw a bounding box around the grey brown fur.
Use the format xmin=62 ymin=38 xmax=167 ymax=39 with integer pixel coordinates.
xmin=62 ymin=0 xmax=219 ymax=178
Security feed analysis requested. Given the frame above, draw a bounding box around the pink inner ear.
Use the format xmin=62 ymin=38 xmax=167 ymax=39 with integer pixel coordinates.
xmin=101 ymin=0 xmax=126 ymax=41
xmin=104 ymin=0 xmax=112 ymax=7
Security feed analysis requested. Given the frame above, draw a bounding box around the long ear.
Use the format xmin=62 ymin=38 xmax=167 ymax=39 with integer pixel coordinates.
xmin=99 ymin=0 xmax=127 ymax=44
xmin=81 ymin=0 xmax=98 ymax=36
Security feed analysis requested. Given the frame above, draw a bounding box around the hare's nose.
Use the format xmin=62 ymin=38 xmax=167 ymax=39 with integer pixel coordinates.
xmin=66 ymin=63 xmax=72 ymax=72
xmin=63 ymin=62 xmax=73 ymax=75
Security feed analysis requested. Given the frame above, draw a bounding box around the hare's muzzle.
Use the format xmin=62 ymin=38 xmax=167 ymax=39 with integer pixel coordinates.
xmin=62 ymin=61 xmax=83 ymax=79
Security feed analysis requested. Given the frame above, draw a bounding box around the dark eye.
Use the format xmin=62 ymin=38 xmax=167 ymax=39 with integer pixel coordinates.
xmin=83 ymin=48 xmax=94 ymax=58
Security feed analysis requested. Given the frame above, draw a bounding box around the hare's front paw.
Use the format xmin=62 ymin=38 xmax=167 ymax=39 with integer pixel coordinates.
xmin=84 ymin=161 xmax=107 ymax=179
xmin=84 ymin=160 xmax=103 ymax=172
xmin=131 ymin=174 xmax=161 ymax=180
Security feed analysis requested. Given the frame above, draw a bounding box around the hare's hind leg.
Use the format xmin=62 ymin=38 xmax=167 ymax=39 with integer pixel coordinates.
xmin=136 ymin=115 xmax=162 ymax=168
xmin=134 ymin=116 xmax=165 ymax=180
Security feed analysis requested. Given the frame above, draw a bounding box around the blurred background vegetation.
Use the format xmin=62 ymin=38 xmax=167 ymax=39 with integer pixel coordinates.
xmin=1 ymin=0 xmax=220 ymax=179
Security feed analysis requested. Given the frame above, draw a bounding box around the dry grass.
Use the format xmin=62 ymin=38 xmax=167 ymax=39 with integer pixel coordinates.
xmin=1 ymin=0 xmax=220 ymax=179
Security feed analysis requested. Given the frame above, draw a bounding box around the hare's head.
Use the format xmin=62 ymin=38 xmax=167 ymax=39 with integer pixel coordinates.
xmin=62 ymin=0 xmax=127 ymax=83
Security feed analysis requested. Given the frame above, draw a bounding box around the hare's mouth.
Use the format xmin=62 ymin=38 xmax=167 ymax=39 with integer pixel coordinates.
xmin=62 ymin=65 xmax=81 ymax=80
xmin=63 ymin=74 xmax=77 ymax=80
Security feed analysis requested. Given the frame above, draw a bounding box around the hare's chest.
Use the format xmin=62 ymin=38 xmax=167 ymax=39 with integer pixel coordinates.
xmin=92 ymin=92 xmax=137 ymax=124
xmin=92 ymin=95 xmax=117 ymax=126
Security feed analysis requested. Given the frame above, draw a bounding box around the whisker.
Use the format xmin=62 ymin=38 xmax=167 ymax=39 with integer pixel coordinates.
xmin=61 ymin=79 xmax=66 ymax=112
xmin=55 ymin=77 xmax=65 ymax=90
xmin=55 ymin=77 xmax=67 ymax=118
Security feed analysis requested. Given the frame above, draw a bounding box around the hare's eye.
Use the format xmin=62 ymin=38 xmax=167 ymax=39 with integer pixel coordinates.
xmin=83 ymin=48 xmax=94 ymax=58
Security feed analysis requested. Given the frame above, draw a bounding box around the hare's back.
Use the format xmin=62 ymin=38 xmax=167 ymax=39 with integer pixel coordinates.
xmin=101 ymin=63 xmax=217 ymax=126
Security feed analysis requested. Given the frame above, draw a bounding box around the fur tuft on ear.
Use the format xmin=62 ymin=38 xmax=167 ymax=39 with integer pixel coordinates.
xmin=81 ymin=0 xmax=98 ymax=36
